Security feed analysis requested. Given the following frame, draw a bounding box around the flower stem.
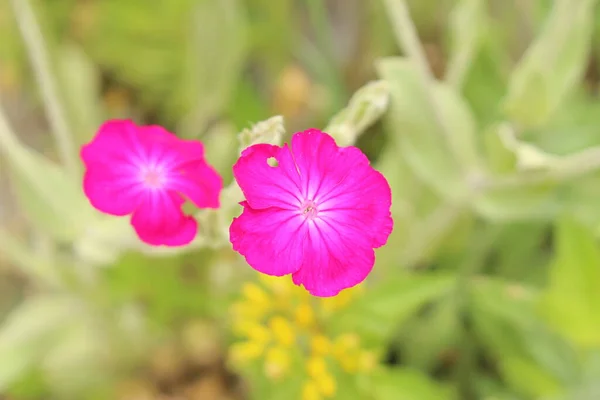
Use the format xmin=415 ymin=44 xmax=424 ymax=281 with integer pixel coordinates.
xmin=9 ymin=0 xmax=79 ymax=178
xmin=453 ymin=224 xmax=500 ymax=399
xmin=445 ymin=35 xmax=477 ymax=91
xmin=480 ymin=145 xmax=600 ymax=191
xmin=381 ymin=0 xmax=468 ymax=173
xmin=0 ymin=103 xmax=35 ymax=178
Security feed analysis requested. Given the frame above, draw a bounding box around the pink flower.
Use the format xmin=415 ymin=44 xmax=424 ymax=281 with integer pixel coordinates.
xmin=230 ymin=129 xmax=393 ymax=297
xmin=81 ymin=120 xmax=222 ymax=246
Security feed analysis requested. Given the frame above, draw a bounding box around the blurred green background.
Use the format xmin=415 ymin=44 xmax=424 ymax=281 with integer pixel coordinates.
xmin=2 ymin=0 xmax=600 ymax=399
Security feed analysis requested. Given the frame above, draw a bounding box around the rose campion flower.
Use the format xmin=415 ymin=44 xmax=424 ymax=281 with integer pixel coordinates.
xmin=81 ymin=120 xmax=222 ymax=246
xmin=230 ymin=129 xmax=393 ymax=297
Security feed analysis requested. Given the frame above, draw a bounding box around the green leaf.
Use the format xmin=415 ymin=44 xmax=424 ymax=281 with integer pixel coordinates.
xmin=238 ymin=115 xmax=285 ymax=151
xmin=475 ymin=124 xmax=562 ymax=222
xmin=73 ymin=216 xmax=140 ymax=267
xmin=471 ymin=278 xmax=580 ymax=394
xmin=0 ymin=0 xmax=27 ymax=89
xmin=201 ymin=121 xmax=238 ymax=182
xmin=85 ymin=0 xmax=247 ymax=127
xmin=399 ymin=295 xmax=461 ymax=370
xmin=56 ymin=42 xmax=102 ymax=148
xmin=0 ymin=132 xmax=94 ymax=242
xmin=177 ymin=0 xmax=248 ymax=136
xmin=372 ymin=138 xmax=434 ymax=272
xmin=105 ymin=252 xmax=210 ymax=325
xmin=528 ymin=93 xmax=600 ymax=155
xmin=491 ymin=222 xmax=549 ymax=284
xmin=557 ymin=352 xmax=600 ymax=400
xmin=41 ymin=319 xmax=113 ymax=397
xmin=540 ymin=216 xmax=600 ymax=348
xmin=6 ymin=369 xmax=47 ymax=399
xmin=462 ymin=28 xmax=509 ymax=126
xmin=482 ymin=121 xmax=567 ymax=175
xmin=325 ymin=80 xmax=389 ymax=146
xmin=495 ymin=122 xmax=559 ymax=171
xmin=503 ymin=0 xmax=597 ymax=129
xmin=370 ymin=367 xmax=454 ymax=400
xmin=329 ymin=272 xmax=454 ymax=343
xmin=445 ymin=0 xmax=487 ymax=88
xmin=377 ymin=57 xmax=482 ymax=199
xmin=474 ymin=183 xmax=561 ymax=222
xmin=470 ymin=279 xmax=539 ymax=354
xmin=243 ymin=350 xmax=304 ymax=400
xmin=243 ymin=0 xmax=294 ymax=75
xmin=499 ymin=356 xmax=562 ymax=399
xmin=473 ymin=373 xmax=522 ymax=400
xmin=482 ymin=123 xmax=517 ymax=175
xmin=0 ymin=296 xmax=79 ymax=391
xmin=0 ymin=228 xmax=62 ymax=286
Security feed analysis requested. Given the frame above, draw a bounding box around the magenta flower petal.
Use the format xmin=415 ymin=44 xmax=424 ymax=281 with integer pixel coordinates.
xmin=230 ymin=201 xmax=306 ymax=276
xmin=291 ymin=130 xmax=393 ymax=248
xmin=230 ymin=129 xmax=393 ymax=296
xmin=168 ymin=160 xmax=222 ymax=209
xmin=131 ymin=191 xmax=197 ymax=246
xmin=291 ymin=224 xmax=375 ymax=297
xmin=232 ymin=144 xmax=302 ymax=210
xmin=81 ymin=119 xmax=223 ymax=247
xmin=81 ymin=120 xmax=144 ymax=165
xmin=83 ymin=164 xmax=140 ymax=216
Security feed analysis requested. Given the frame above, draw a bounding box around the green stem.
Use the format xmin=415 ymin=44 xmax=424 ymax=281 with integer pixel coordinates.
xmin=480 ymin=145 xmax=600 ymax=191
xmin=381 ymin=0 xmax=468 ymax=173
xmin=445 ymin=0 xmax=486 ymax=90
xmin=9 ymin=0 xmax=79 ymax=178
xmin=455 ymin=318 xmax=478 ymax=400
xmin=445 ymin=45 xmax=476 ymax=90
xmin=0 ymin=103 xmax=41 ymax=186
xmin=453 ymin=225 xmax=501 ymax=399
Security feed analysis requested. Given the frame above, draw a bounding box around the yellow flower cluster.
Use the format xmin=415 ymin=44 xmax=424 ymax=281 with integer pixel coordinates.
xmin=228 ymin=275 xmax=376 ymax=400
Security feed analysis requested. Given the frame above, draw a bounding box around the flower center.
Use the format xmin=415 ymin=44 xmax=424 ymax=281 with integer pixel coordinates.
xmin=141 ymin=168 xmax=165 ymax=188
xmin=301 ymin=200 xmax=319 ymax=220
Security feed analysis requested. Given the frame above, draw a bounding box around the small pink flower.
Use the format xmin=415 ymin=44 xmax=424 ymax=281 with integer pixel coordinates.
xmin=230 ymin=129 xmax=393 ymax=297
xmin=81 ymin=120 xmax=222 ymax=246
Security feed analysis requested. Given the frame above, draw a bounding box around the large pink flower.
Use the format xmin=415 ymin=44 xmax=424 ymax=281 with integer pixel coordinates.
xmin=230 ymin=129 xmax=393 ymax=297
xmin=81 ymin=120 xmax=222 ymax=246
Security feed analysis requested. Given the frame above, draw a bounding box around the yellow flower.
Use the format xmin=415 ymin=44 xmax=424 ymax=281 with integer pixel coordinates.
xmin=232 ymin=321 xmax=270 ymax=345
xmin=333 ymin=333 xmax=360 ymax=356
xmin=302 ymin=381 xmax=322 ymax=400
xmin=264 ymin=346 xmax=291 ymax=380
xmin=306 ymin=356 xmax=328 ymax=378
xmin=333 ymin=334 xmax=361 ymax=373
xmin=295 ymin=302 xmax=316 ymax=329
xmin=358 ymin=350 xmax=377 ymax=372
xmin=259 ymin=274 xmax=293 ymax=299
xmin=310 ymin=335 xmax=331 ymax=356
xmin=315 ymin=373 xmax=336 ymax=397
xmin=230 ymin=301 xmax=265 ymax=320
xmin=229 ymin=341 xmax=263 ymax=365
xmin=269 ymin=316 xmax=295 ymax=347
xmin=320 ymin=286 xmax=362 ymax=314
xmin=230 ymin=276 xmax=376 ymax=391
xmin=338 ymin=354 xmax=360 ymax=373
xmin=242 ymin=282 xmax=271 ymax=308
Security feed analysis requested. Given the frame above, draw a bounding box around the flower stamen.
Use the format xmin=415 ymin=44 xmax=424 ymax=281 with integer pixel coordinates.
xmin=301 ymin=200 xmax=319 ymax=220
